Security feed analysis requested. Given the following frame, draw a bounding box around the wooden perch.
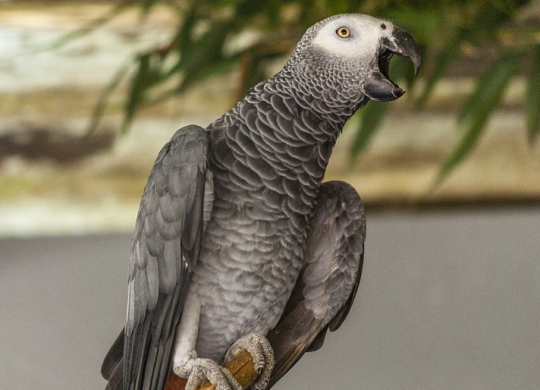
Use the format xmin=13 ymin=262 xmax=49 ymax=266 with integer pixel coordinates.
xmin=165 ymin=349 xmax=257 ymax=390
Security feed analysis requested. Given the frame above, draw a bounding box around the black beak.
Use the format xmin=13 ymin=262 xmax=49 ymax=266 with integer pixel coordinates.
xmin=364 ymin=26 xmax=421 ymax=102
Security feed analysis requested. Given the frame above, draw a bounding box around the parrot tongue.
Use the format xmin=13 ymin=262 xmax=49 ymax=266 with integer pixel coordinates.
xmin=364 ymin=26 xmax=421 ymax=102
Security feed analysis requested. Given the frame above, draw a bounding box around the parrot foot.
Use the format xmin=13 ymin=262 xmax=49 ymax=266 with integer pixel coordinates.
xmin=225 ymin=334 xmax=275 ymax=390
xmin=174 ymin=353 xmax=243 ymax=390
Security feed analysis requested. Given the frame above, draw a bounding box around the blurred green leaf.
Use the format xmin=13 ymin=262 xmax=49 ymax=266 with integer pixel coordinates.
xmin=526 ymin=45 xmax=540 ymax=143
xmin=437 ymin=51 xmax=525 ymax=182
xmin=45 ymin=1 xmax=135 ymax=51
xmin=466 ymin=2 xmax=510 ymax=41
xmin=350 ymin=101 xmax=388 ymax=161
xmin=381 ymin=7 xmax=446 ymax=41
xmin=121 ymin=53 xmax=152 ymax=134
xmin=140 ymin=0 xmax=160 ymax=17
xmin=86 ymin=60 xmax=133 ymax=136
xmin=145 ymin=55 xmax=240 ymax=107
xmin=176 ymin=21 xmax=233 ymax=91
xmin=324 ymin=0 xmax=362 ymax=14
xmin=416 ymin=36 xmax=462 ymax=108
xmin=456 ymin=51 xmax=524 ymax=125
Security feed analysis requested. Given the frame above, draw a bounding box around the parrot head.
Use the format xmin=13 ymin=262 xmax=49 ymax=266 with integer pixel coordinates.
xmin=285 ymin=14 xmax=421 ymax=107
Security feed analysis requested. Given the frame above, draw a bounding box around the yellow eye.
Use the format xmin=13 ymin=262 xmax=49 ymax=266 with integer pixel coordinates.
xmin=336 ymin=27 xmax=350 ymax=38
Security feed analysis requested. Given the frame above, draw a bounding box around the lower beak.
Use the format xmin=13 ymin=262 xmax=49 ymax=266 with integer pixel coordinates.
xmin=364 ymin=26 xmax=421 ymax=102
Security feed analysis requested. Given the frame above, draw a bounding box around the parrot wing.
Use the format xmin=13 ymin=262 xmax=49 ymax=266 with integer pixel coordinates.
xmin=102 ymin=125 xmax=212 ymax=390
xmin=266 ymin=181 xmax=366 ymax=388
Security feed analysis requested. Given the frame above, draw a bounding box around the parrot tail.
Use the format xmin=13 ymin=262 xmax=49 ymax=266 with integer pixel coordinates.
xmin=102 ymin=330 xmax=124 ymax=390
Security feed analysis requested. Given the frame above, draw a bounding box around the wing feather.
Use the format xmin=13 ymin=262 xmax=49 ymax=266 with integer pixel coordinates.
xmin=102 ymin=125 xmax=210 ymax=390
xmin=266 ymin=180 xmax=366 ymax=389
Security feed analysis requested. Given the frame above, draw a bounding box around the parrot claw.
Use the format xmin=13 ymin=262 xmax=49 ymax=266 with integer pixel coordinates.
xmin=174 ymin=355 xmax=243 ymax=390
xmin=225 ymin=334 xmax=275 ymax=390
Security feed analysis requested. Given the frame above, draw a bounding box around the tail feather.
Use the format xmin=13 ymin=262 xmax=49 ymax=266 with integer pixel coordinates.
xmin=102 ymin=330 xmax=125 ymax=388
xmin=105 ymin=360 xmax=124 ymax=390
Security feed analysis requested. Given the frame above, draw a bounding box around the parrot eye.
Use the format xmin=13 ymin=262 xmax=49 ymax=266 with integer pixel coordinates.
xmin=336 ymin=27 xmax=350 ymax=38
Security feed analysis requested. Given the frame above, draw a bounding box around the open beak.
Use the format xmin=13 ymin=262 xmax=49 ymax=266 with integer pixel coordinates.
xmin=364 ymin=26 xmax=421 ymax=102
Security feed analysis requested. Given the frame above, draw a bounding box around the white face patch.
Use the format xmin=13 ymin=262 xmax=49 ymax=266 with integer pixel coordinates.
xmin=311 ymin=14 xmax=394 ymax=60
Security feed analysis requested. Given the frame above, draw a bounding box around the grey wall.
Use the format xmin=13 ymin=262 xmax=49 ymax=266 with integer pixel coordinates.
xmin=1 ymin=208 xmax=539 ymax=390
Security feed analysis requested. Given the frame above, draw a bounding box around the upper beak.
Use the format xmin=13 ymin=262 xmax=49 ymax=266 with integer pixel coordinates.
xmin=381 ymin=26 xmax=421 ymax=75
xmin=364 ymin=26 xmax=421 ymax=102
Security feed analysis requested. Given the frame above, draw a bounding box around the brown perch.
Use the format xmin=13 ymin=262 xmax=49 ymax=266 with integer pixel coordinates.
xmin=165 ymin=349 xmax=257 ymax=390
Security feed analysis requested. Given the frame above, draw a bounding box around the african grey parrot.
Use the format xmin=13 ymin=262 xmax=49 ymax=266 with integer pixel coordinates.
xmin=102 ymin=13 xmax=420 ymax=390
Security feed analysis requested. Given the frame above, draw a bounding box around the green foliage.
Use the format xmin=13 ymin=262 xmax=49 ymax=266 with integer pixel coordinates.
xmin=437 ymin=51 xmax=525 ymax=183
xmin=415 ymin=35 xmax=462 ymax=109
xmin=527 ymin=45 xmax=540 ymax=142
xmin=53 ymin=0 xmax=539 ymax=183
xmin=45 ymin=1 xmax=137 ymax=51
xmin=350 ymin=102 xmax=388 ymax=160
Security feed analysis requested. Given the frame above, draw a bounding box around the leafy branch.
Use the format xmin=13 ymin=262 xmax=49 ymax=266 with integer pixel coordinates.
xmin=52 ymin=0 xmax=540 ymax=182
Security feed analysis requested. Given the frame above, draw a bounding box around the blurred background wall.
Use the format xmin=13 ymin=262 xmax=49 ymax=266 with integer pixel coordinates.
xmin=1 ymin=1 xmax=539 ymax=390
